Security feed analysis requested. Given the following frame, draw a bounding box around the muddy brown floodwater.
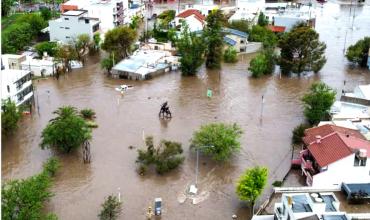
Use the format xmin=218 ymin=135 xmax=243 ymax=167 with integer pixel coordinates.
xmin=2 ymin=1 xmax=370 ymax=220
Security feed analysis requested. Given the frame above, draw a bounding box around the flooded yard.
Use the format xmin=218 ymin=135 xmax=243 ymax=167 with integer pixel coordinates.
xmin=2 ymin=1 xmax=370 ymax=219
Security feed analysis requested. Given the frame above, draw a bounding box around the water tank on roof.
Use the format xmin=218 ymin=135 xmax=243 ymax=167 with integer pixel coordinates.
xmin=359 ymin=149 xmax=367 ymax=158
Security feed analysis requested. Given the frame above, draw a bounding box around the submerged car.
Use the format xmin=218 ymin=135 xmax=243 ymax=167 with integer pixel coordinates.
xmin=154 ymin=198 xmax=162 ymax=216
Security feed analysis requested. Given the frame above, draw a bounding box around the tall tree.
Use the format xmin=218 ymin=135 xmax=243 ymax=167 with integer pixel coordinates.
xmin=176 ymin=23 xmax=206 ymax=76
xmin=301 ymin=82 xmax=336 ymax=125
xmin=2 ymin=23 xmax=33 ymax=53
xmin=1 ymin=99 xmax=22 ymax=136
xmin=204 ymin=9 xmax=225 ymax=69
xmin=98 ymin=195 xmax=122 ymax=220
xmin=257 ymin=12 xmax=269 ymax=26
xmin=101 ymin=26 xmax=137 ymax=60
xmin=40 ymin=106 xmax=91 ymax=153
xmin=236 ymin=166 xmax=268 ymax=215
xmin=279 ymin=25 xmax=326 ymax=75
xmin=101 ymin=55 xmax=116 ymax=74
xmin=346 ymin=37 xmax=370 ymax=67
xmin=71 ymin=34 xmax=91 ymax=65
xmin=2 ymin=0 xmax=15 ymax=17
xmin=191 ymin=123 xmax=243 ymax=161
xmin=55 ymin=44 xmax=77 ymax=72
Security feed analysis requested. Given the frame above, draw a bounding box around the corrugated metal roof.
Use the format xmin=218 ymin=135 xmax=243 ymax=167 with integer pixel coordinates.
xmin=223 ymin=36 xmax=236 ymax=46
xmin=222 ymin=27 xmax=248 ymax=38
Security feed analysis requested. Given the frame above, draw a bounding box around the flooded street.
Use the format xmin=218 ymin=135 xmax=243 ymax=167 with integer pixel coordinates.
xmin=2 ymin=1 xmax=370 ymax=219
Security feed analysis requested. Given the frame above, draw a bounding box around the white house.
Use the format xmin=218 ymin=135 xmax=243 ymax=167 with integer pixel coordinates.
xmin=49 ymin=10 xmax=100 ymax=43
xmin=183 ymin=0 xmax=219 ymax=17
xmin=1 ymin=69 xmax=34 ymax=107
xmin=229 ymin=0 xmax=264 ymax=22
xmin=252 ymin=192 xmax=357 ymax=220
xmin=21 ymin=56 xmax=56 ymax=77
xmin=296 ymin=124 xmax=370 ymax=189
xmin=174 ymin=9 xmax=205 ymax=32
xmin=223 ymin=28 xmax=248 ymax=52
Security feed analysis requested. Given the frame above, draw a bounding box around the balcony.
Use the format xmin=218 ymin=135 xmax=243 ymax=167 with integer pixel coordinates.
xmin=299 ymin=149 xmax=319 ymax=186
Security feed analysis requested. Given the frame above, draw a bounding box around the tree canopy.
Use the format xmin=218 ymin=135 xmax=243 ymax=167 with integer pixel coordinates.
xmin=136 ymin=136 xmax=184 ymax=175
xmin=301 ymin=82 xmax=336 ymax=125
xmin=346 ymin=37 xmax=370 ymax=67
xmin=249 ymin=25 xmax=277 ymax=48
xmin=40 ymin=106 xmax=91 ymax=153
xmin=101 ymin=26 xmax=137 ymax=60
xmin=236 ymin=166 xmax=268 ymax=210
xmin=191 ymin=123 xmax=243 ymax=161
xmin=2 ymin=157 xmax=60 ymax=220
xmin=249 ymin=49 xmax=276 ymax=78
xmin=224 ymin=47 xmax=238 ymax=63
xmin=2 ymin=0 xmax=16 ymax=17
xmin=204 ymin=9 xmax=225 ymax=69
xmin=176 ymin=23 xmax=206 ymax=76
xmin=35 ymin=41 xmax=58 ymax=57
xmin=257 ymin=12 xmax=269 ymax=26
xmin=228 ymin=20 xmax=250 ymax=34
xmin=1 ymin=99 xmax=22 ymax=136
xmin=98 ymin=195 xmax=122 ymax=220
xmin=279 ymin=25 xmax=327 ymax=75
xmin=157 ymin=9 xmax=176 ymax=29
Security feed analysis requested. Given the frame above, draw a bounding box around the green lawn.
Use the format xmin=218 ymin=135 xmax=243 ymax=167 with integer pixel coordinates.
xmin=1 ymin=13 xmax=24 ymax=31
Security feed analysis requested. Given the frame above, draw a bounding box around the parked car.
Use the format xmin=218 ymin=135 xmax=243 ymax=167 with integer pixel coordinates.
xmin=154 ymin=198 xmax=162 ymax=216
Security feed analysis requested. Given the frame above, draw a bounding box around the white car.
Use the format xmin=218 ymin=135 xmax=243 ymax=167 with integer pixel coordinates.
xmin=115 ymin=85 xmax=133 ymax=92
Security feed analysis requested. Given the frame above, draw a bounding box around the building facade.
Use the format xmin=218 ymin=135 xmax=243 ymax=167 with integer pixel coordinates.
xmin=1 ymin=69 xmax=34 ymax=107
xmin=49 ymin=10 xmax=100 ymax=43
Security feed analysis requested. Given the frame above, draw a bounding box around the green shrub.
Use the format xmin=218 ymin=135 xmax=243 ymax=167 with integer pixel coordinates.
xmin=272 ymin=180 xmax=283 ymax=187
xmin=292 ymin=123 xmax=311 ymax=145
xmin=80 ymin=108 xmax=96 ymax=120
xmin=224 ymin=47 xmax=238 ymax=63
xmin=43 ymin=157 xmax=61 ymax=177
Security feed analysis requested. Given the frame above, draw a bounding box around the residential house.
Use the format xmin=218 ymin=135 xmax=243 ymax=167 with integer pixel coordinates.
xmin=1 ymin=54 xmax=26 ymax=70
xmin=21 ymin=56 xmax=56 ymax=77
xmin=126 ymin=0 xmax=146 ymax=24
xmin=183 ymin=0 xmax=219 ymax=17
xmin=1 ymin=69 xmax=34 ymax=107
xmin=296 ymin=124 xmax=370 ymax=189
xmin=252 ymin=192 xmax=362 ymax=220
xmin=229 ymin=0 xmax=265 ymax=21
xmin=111 ymin=49 xmax=178 ymax=80
xmin=49 ymin=10 xmax=100 ymax=43
xmin=223 ymin=28 xmax=248 ymax=53
xmin=174 ymin=9 xmax=205 ymax=32
xmin=60 ymin=0 xmax=127 ymax=33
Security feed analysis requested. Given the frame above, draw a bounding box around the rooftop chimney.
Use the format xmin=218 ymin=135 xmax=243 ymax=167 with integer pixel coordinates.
xmin=315 ymin=135 xmax=321 ymax=143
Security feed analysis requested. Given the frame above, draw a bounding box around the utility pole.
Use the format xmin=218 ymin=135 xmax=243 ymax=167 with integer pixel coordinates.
xmin=260 ymin=94 xmax=265 ymax=123
xmin=177 ymin=0 xmax=181 ymax=14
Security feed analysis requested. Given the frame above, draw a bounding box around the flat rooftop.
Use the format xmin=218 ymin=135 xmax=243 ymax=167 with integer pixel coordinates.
xmin=63 ymin=10 xmax=87 ymax=16
xmin=263 ymin=190 xmax=370 ymax=215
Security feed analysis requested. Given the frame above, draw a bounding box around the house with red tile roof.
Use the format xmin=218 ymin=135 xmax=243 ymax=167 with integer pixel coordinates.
xmin=174 ymin=9 xmax=206 ymax=32
xmin=297 ymin=124 xmax=370 ymax=189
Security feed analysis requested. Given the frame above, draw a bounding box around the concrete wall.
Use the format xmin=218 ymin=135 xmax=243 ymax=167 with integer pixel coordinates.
xmin=312 ymin=154 xmax=370 ymax=190
xmin=21 ymin=63 xmax=54 ymax=77
xmin=245 ymin=42 xmax=263 ymax=54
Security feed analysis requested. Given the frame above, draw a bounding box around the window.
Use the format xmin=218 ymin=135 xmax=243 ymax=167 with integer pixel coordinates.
xmin=7 ymin=85 xmax=10 ymax=93
xmin=65 ymin=27 xmax=70 ymax=29
xmin=64 ymin=17 xmax=69 ymax=20
xmin=240 ymin=40 xmax=245 ymax=44
xmin=66 ymin=36 xmax=70 ymax=39
xmin=85 ymin=19 xmax=90 ymax=24
xmin=60 ymin=27 xmax=64 ymax=29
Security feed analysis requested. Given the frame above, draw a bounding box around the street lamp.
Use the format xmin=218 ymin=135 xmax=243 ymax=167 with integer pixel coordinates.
xmin=189 ymin=145 xmax=214 ymax=195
